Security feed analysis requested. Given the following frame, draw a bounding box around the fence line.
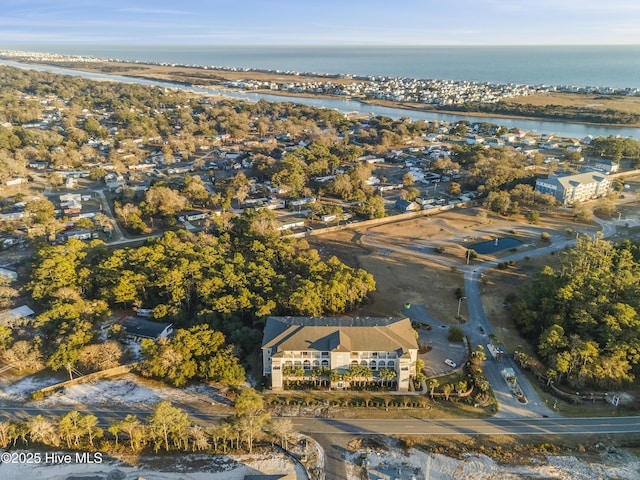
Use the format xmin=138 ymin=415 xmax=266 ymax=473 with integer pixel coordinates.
xmin=33 ymin=364 xmax=137 ymax=397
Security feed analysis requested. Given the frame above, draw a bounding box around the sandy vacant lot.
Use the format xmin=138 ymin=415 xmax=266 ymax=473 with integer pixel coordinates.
xmin=0 ymin=451 xmax=304 ymax=480
xmin=312 ymin=207 xmax=597 ymax=323
xmin=346 ymin=440 xmax=640 ymax=480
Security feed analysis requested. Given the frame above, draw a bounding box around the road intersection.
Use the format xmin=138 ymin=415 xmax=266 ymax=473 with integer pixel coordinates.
xmin=0 ymin=211 xmax=635 ymax=479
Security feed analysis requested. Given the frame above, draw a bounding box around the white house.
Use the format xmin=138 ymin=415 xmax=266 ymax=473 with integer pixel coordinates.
xmin=593 ymin=160 xmax=619 ymax=174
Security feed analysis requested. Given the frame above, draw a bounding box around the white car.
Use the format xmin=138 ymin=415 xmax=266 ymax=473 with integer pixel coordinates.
xmin=444 ymin=359 xmax=457 ymax=368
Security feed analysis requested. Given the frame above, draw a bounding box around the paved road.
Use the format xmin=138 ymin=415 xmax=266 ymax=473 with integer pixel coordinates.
xmin=292 ymin=415 xmax=640 ymax=436
xmin=362 ymin=227 xmax=557 ymax=417
xmin=361 ymin=215 xmax=625 ymax=420
xmin=92 ymin=189 xmax=125 ymax=241
xmin=4 ymin=404 xmax=640 ymax=480
xmin=313 ymin=434 xmax=349 ymax=480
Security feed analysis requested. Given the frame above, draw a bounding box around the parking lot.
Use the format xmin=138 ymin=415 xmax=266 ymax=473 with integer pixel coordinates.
xmin=402 ymin=304 xmax=467 ymax=377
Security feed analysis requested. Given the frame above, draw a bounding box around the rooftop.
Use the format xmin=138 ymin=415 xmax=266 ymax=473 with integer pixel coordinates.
xmin=118 ymin=316 xmax=172 ymax=340
xmin=262 ymin=316 xmax=418 ymax=354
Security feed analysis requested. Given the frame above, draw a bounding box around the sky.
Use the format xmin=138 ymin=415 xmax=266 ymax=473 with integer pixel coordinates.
xmin=1 ymin=0 xmax=639 ymax=46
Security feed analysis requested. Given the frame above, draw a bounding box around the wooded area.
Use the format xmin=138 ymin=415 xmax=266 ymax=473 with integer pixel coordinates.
xmin=3 ymin=212 xmax=375 ymax=384
xmin=512 ymin=236 xmax=640 ymax=389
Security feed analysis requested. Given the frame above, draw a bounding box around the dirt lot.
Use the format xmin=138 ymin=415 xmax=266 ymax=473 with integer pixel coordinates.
xmin=311 ymin=208 xmax=598 ymax=324
xmin=312 ymin=225 xmax=464 ymax=321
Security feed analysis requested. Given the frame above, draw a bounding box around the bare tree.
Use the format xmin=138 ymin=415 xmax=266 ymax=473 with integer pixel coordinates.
xmin=269 ymin=418 xmax=295 ymax=450
xmin=28 ymin=415 xmax=59 ymax=447
xmin=78 ymin=341 xmax=124 ymax=371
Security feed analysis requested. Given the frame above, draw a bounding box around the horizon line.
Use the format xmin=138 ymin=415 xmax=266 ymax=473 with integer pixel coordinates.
xmin=2 ymin=43 xmax=640 ymax=48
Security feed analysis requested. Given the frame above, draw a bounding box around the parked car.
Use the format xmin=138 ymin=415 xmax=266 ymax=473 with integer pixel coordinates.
xmin=444 ymin=359 xmax=457 ymax=368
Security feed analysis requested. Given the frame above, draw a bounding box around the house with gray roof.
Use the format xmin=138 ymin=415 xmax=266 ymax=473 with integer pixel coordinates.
xmin=261 ymin=316 xmax=418 ymax=392
xmin=535 ymin=172 xmax=611 ymax=205
xmin=118 ymin=316 xmax=173 ymax=343
xmin=592 ymin=159 xmax=619 ymax=174
xmin=0 ymin=305 xmax=35 ymax=327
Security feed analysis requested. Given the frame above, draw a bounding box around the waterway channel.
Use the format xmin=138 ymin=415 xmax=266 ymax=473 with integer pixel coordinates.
xmin=3 ymin=58 xmax=640 ymax=140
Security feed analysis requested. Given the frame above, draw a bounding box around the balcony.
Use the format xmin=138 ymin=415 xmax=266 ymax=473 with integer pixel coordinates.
xmin=350 ymin=352 xmax=397 ymax=360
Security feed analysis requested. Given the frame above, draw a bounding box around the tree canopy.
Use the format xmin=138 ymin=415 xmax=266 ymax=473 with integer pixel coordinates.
xmin=23 ymin=211 xmax=376 ymax=377
xmin=512 ymin=236 xmax=640 ymax=389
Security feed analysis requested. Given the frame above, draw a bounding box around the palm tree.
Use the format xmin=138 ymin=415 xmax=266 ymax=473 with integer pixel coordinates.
xmin=190 ymin=425 xmax=209 ymax=452
xmin=442 ymin=383 xmax=453 ymax=402
xmin=0 ymin=421 xmax=17 ymax=448
xmin=379 ymin=368 xmax=397 ymax=388
xmin=428 ymin=378 xmax=440 ymax=399
xmin=456 ymin=381 xmax=468 ymax=396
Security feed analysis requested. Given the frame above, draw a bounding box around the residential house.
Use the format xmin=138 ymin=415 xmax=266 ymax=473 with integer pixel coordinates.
xmin=535 ymin=172 xmax=611 ymax=205
xmin=60 ymin=229 xmax=93 ymax=242
xmin=593 ymin=159 xmax=619 ymax=174
xmin=466 ymin=135 xmax=485 ymax=145
xmin=287 ymin=197 xmax=316 ymax=209
xmin=5 ymin=178 xmax=27 ymax=186
xmin=0 ymin=268 xmax=18 ymax=281
xmin=395 ymin=199 xmax=420 ymax=212
xmin=514 ymin=129 xmax=527 ymax=138
xmin=277 ymin=220 xmax=305 ymax=231
xmin=261 ymin=316 xmax=418 ymax=392
xmin=118 ymin=316 xmax=173 ymax=343
xmin=60 ymin=193 xmax=83 ymax=211
xmin=0 ymin=305 xmax=35 ymax=327
xmin=179 ymin=210 xmax=211 ymax=222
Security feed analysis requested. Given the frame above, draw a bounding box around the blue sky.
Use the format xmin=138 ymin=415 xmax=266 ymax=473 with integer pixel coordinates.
xmin=1 ymin=0 xmax=639 ymax=45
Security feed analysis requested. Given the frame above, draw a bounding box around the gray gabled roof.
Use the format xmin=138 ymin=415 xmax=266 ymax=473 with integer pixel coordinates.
xmin=119 ymin=316 xmax=172 ymax=340
xmin=555 ymin=172 xmax=607 ymax=189
xmin=0 ymin=305 xmax=35 ymax=326
xmin=262 ymin=316 xmax=418 ymax=354
xmin=538 ymin=172 xmax=609 ymax=191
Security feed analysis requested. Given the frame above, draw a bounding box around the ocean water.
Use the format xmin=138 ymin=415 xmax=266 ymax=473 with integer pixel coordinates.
xmin=3 ymin=44 xmax=640 ymax=89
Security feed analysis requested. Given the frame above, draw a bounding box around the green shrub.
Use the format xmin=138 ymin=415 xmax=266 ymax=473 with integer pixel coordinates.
xmin=31 ymin=391 xmax=45 ymax=401
xmin=448 ymin=325 xmax=464 ymax=342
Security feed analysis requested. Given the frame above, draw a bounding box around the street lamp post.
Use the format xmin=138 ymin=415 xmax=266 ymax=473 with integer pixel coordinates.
xmin=457 ymin=296 xmax=466 ymax=318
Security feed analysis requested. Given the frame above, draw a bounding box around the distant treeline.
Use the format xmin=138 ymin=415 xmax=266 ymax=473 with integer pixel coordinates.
xmin=440 ymin=101 xmax=640 ymax=126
